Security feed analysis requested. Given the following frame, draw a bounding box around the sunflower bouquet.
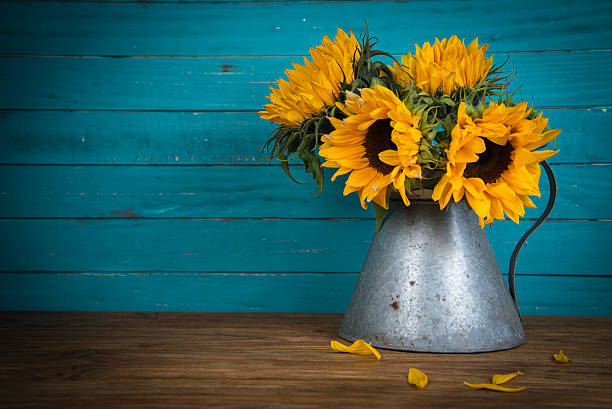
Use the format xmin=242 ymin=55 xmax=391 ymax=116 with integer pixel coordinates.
xmin=259 ymin=29 xmax=560 ymax=229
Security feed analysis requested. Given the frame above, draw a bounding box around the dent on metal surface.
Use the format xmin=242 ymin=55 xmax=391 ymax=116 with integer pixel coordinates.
xmin=339 ymin=200 xmax=526 ymax=353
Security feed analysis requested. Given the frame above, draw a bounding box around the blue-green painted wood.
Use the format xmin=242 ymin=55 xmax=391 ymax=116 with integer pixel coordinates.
xmin=0 ymin=272 xmax=609 ymax=316
xmin=1 ymin=52 xmax=611 ymax=110
xmin=0 ymin=111 xmax=275 ymax=165
xmin=1 ymin=0 xmax=610 ymax=315
xmin=1 ymin=0 xmax=610 ymax=55
xmin=0 ymin=108 xmax=608 ymax=165
xmin=0 ymin=164 xmax=608 ymax=219
xmin=0 ymin=219 xmax=609 ymax=275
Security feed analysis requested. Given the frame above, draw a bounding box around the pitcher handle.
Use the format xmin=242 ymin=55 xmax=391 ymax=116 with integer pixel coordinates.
xmin=508 ymin=160 xmax=557 ymax=315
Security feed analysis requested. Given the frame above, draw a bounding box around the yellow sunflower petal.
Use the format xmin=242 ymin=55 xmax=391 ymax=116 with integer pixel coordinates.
xmin=319 ymin=84 xmax=424 ymax=209
xmin=330 ymin=339 xmax=381 ymax=360
xmin=390 ymin=35 xmax=493 ymax=95
xmin=454 ymin=136 xmax=486 ymax=163
xmin=408 ymin=368 xmax=428 ymax=388
xmin=432 ymin=174 xmax=454 ymax=209
xmin=531 ymin=149 xmax=560 ymax=162
xmin=465 ymin=189 xmax=491 ymax=221
xmin=330 ymin=167 xmax=352 ymax=182
xmin=435 ymin=101 xmax=560 ymax=226
xmin=464 ymin=382 xmax=526 ymax=392
xmin=553 ymin=349 xmax=569 ymax=363
xmin=524 ymin=129 xmax=561 ymax=151
xmin=379 ymin=149 xmax=401 ymax=166
xmin=492 ymin=371 xmax=524 ymax=385
xmin=259 ymin=28 xmax=360 ymax=127
xmin=372 ymin=186 xmax=390 ymax=209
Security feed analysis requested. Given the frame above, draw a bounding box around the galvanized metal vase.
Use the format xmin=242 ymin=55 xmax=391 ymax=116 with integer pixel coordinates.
xmin=338 ymin=162 xmax=557 ymax=353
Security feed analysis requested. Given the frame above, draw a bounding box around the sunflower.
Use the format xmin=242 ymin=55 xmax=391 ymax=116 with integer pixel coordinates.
xmin=432 ymin=102 xmax=560 ymax=226
xmin=390 ymin=36 xmax=493 ymax=96
xmin=258 ymin=28 xmax=360 ymax=127
xmin=319 ymin=84 xmax=424 ymax=209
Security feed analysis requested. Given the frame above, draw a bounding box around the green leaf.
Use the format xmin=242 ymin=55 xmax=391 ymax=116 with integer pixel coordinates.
xmin=299 ymin=150 xmax=324 ymax=194
xmin=439 ymin=96 xmax=455 ymax=106
xmin=419 ymin=150 xmax=434 ymax=161
xmin=372 ymin=201 xmax=388 ymax=232
xmin=370 ymin=77 xmax=387 ymax=88
xmin=278 ymin=152 xmax=304 ymax=185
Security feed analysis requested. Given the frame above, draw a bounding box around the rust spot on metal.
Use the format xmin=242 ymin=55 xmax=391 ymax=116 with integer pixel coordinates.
xmin=409 ymin=281 xmax=416 ymax=286
xmin=221 ymin=64 xmax=236 ymax=72
xmin=390 ymin=296 xmax=399 ymax=310
xmin=110 ymin=208 xmax=142 ymax=218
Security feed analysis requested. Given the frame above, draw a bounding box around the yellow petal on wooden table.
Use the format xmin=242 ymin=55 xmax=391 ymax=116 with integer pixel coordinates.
xmin=553 ymin=349 xmax=569 ymax=363
xmin=491 ymin=371 xmax=524 ymax=385
xmin=408 ymin=368 xmax=428 ymax=388
xmin=330 ymin=339 xmax=381 ymax=360
xmin=464 ymin=382 xmax=527 ymax=392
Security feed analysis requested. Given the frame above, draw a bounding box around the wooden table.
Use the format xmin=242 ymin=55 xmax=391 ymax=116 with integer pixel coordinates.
xmin=1 ymin=313 xmax=611 ymax=408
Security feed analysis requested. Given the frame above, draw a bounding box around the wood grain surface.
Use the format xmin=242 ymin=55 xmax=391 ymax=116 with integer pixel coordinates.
xmin=0 ymin=219 xmax=609 ymax=275
xmin=0 ymin=164 xmax=608 ymax=219
xmin=1 ymin=273 xmax=610 ymax=316
xmin=0 ymin=312 xmax=610 ymax=408
xmin=1 ymin=108 xmax=607 ymax=165
xmin=1 ymin=52 xmax=610 ymax=110
xmin=2 ymin=0 xmax=611 ymax=55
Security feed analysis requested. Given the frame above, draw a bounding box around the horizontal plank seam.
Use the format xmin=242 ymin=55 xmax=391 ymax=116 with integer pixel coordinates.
xmin=1 ymin=271 xmax=609 ymax=278
xmin=0 ymin=162 xmax=609 ymax=166
xmin=0 ymin=217 xmax=609 ymax=222
xmin=0 ymin=106 xmax=609 ymax=112
xmin=0 ymin=0 xmax=409 ymax=5
xmin=1 ymin=49 xmax=611 ymax=58
xmin=0 ymin=108 xmax=262 ymax=113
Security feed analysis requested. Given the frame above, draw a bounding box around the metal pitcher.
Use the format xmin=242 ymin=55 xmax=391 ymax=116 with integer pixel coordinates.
xmin=338 ymin=161 xmax=557 ymax=353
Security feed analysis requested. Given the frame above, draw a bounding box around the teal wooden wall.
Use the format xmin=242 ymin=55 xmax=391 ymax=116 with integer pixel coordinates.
xmin=0 ymin=0 xmax=611 ymax=315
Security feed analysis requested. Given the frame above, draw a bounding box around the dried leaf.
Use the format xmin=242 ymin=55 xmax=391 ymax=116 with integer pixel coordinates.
xmin=464 ymin=382 xmax=527 ymax=392
xmin=492 ymin=371 xmax=523 ymax=385
xmin=553 ymin=349 xmax=569 ymax=363
xmin=330 ymin=339 xmax=381 ymax=360
xmin=408 ymin=368 xmax=428 ymax=388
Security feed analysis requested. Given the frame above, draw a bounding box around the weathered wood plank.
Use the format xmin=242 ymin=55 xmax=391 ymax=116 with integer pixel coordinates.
xmin=0 ymin=111 xmax=276 ymax=165
xmin=0 ymin=313 xmax=611 ymax=409
xmin=1 ymin=52 xmax=610 ymax=110
xmin=0 ymin=219 xmax=609 ymax=275
xmin=0 ymin=164 xmax=608 ymax=219
xmin=0 ymin=108 xmax=607 ymax=165
xmin=0 ymin=273 xmax=610 ymax=315
xmin=1 ymin=0 xmax=611 ymax=55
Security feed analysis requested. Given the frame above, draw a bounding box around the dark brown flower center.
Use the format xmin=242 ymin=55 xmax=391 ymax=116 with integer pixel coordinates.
xmin=363 ymin=119 xmax=397 ymax=175
xmin=463 ymin=138 xmax=513 ymax=184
